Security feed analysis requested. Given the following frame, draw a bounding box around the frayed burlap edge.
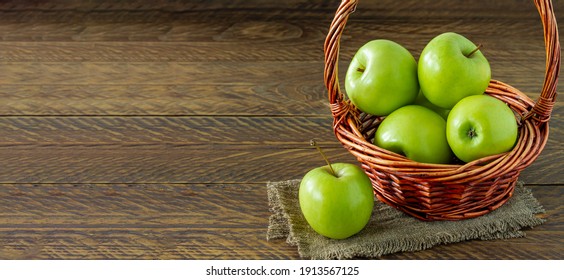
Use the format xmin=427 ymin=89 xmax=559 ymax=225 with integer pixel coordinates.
xmin=267 ymin=180 xmax=545 ymax=260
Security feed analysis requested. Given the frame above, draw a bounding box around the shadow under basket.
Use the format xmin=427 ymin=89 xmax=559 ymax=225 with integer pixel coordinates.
xmin=323 ymin=0 xmax=560 ymax=221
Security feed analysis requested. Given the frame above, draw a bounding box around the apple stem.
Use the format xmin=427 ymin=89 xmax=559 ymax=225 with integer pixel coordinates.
xmin=356 ymin=67 xmax=365 ymax=73
xmin=310 ymin=139 xmax=337 ymax=177
xmin=465 ymin=44 xmax=483 ymax=58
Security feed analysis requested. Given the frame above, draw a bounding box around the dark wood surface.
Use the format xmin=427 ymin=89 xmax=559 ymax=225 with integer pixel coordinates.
xmin=0 ymin=0 xmax=561 ymax=259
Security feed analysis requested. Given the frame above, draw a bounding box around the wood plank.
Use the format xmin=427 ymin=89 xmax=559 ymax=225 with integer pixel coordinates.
xmin=0 ymin=183 xmax=268 ymax=228
xmin=0 ymin=13 xmax=549 ymax=43
xmin=0 ymin=11 xmax=311 ymax=42
xmin=0 ymin=41 xmax=320 ymax=62
xmin=0 ymin=182 xmax=290 ymax=259
xmin=0 ymin=10 xmax=552 ymax=68
xmin=0 ymin=0 xmax=556 ymax=21
xmin=0 ymin=117 xmax=336 ymax=146
xmin=0 ymin=183 xmax=560 ymax=259
xmin=0 ymin=222 xmax=557 ymax=259
xmin=0 ymin=39 xmax=551 ymax=88
xmin=0 ymin=115 xmax=560 ymax=148
xmin=0 ymin=61 xmax=321 ymax=85
xmin=0 ymin=145 xmax=353 ymax=184
xmin=0 ymin=228 xmax=290 ymax=259
xmin=0 ymin=14 xmax=551 ymax=74
xmin=379 ymin=239 xmax=563 ymax=260
xmin=0 ymin=36 xmax=549 ymax=63
xmin=0 ymin=116 xmax=560 ymax=184
xmin=0 ymin=12 xmax=560 ymax=116
xmin=0 ymin=61 xmax=559 ymax=116
xmin=0 ymin=84 xmax=330 ymax=116
xmin=0 ymin=144 xmax=560 ymax=185
xmin=0 ymin=227 xmax=292 ymax=259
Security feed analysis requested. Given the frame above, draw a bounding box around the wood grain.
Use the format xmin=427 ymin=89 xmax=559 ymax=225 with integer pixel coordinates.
xmin=0 ymin=83 xmax=329 ymax=116
xmin=0 ymin=183 xmax=560 ymax=259
xmin=0 ymin=115 xmax=560 ymax=146
xmin=0 ymin=117 xmax=336 ymax=145
xmin=0 ymin=183 xmax=268 ymax=228
xmin=0 ymin=83 xmax=559 ymax=117
xmin=0 ymin=116 xmax=560 ymax=184
xmin=0 ymin=181 xmax=291 ymax=259
xmin=0 ymin=0 xmax=561 ymax=260
xmin=0 ymin=144 xmax=560 ymax=185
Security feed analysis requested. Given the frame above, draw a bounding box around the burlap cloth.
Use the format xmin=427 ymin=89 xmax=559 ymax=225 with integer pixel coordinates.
xmin=266 ymin=179 xmax=545 ymax=259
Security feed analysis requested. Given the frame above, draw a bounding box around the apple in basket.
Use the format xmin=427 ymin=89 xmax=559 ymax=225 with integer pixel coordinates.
xmin=418 ymin=32 xmax=491 ymax=109
xmin=299 ymin=140 xmax=374 ymax=239
xmin=412 ymin=91 xmax=450 ymax=119
xmin=446 ymin=95 xmax=519 ymax=163
xmin=374 ymin=105 xmax=453 ymax=164
xmin=345 ymin=39 xmax=420 ymax=116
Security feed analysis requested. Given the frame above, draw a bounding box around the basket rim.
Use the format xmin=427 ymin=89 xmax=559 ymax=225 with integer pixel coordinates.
xmin=333 ymin=81 xmax=548 ymax=180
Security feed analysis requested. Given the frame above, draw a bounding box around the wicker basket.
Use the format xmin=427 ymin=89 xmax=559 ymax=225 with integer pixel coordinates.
xmin=324 ymin=0 xmax=560 ymax=221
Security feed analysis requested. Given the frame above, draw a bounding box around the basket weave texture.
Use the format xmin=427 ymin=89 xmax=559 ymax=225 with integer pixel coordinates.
xmin=324 ymin=0 xmax=560 ymax=221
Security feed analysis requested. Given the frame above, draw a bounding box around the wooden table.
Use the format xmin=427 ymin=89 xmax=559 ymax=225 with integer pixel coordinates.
xmin=0 ymin=0 xmax=561 ymax=260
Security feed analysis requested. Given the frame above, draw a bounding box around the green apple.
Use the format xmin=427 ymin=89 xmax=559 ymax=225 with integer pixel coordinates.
xmin=345 ymin=39 xmax=419 ymax=116
xmin=299 ymin=163 xmax=374 ymax=239
xmin=418 ymin=32 xmax=491 ymax=109
xmin=413 ymin=91 xmax=450 ymax=119
xmin=374 ymin=105 xmax=453 ymax=164
xmin=446 ymin=95 xmax=518 ymax=163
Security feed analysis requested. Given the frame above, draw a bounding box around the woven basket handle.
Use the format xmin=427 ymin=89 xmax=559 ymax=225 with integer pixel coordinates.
xmin=528 ymin=0 xmax=560 ymax=123
xmin=324 ymin=0 xmax=358 ymax=121
xmin=324 ymin=0 xmax=560 ymax=124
